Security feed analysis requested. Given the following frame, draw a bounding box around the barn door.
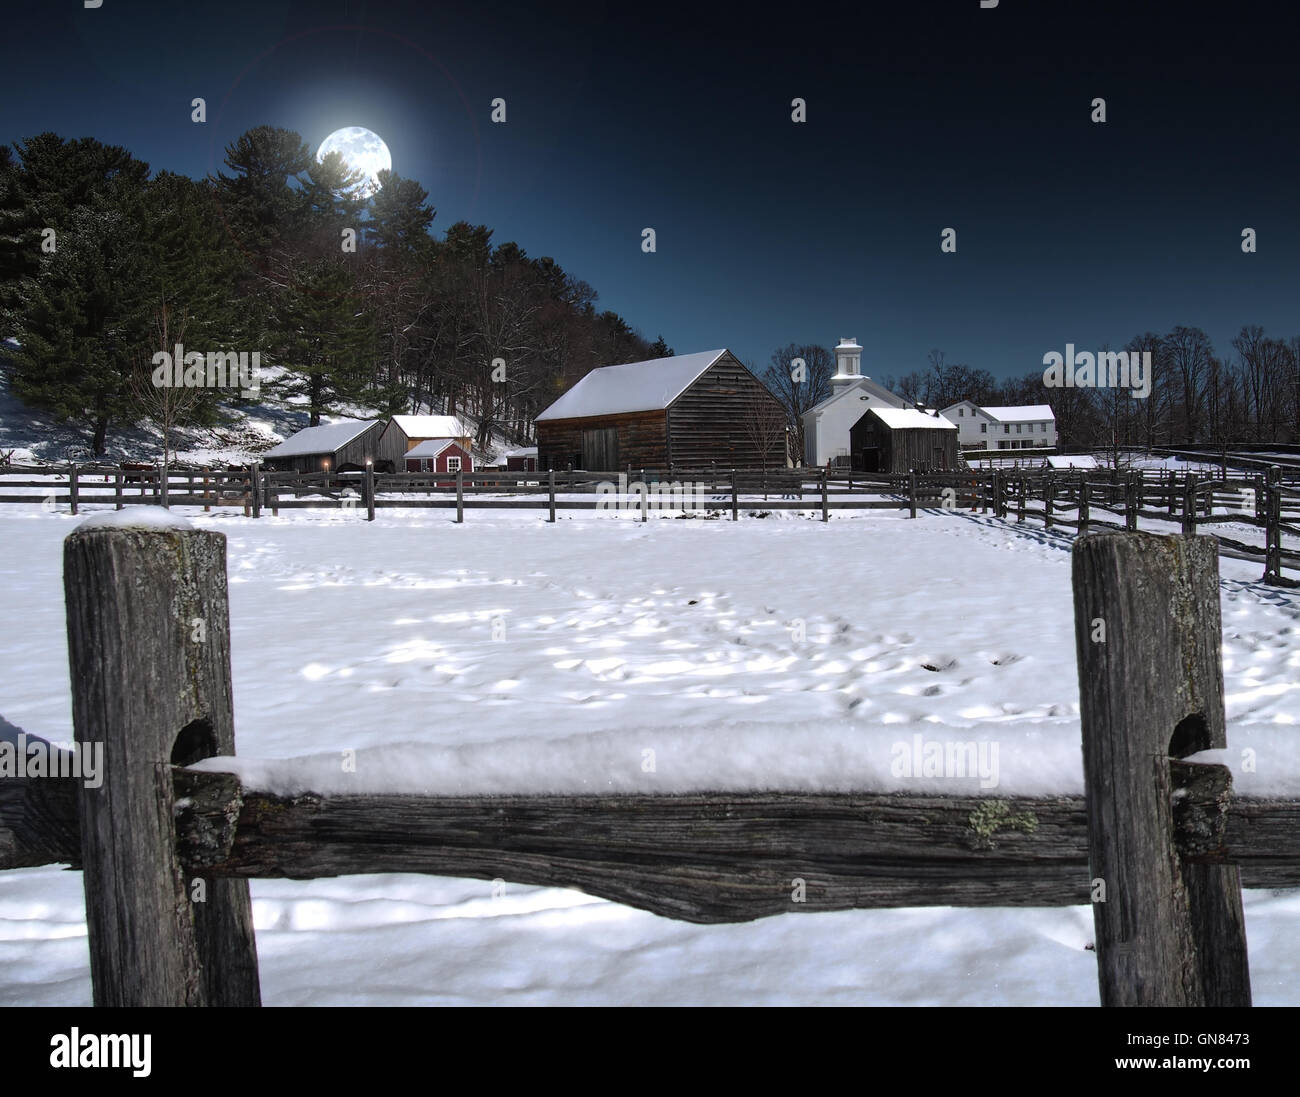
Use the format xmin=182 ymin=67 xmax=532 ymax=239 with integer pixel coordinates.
xmin=583 ymin=428 xmax=619 ymax=471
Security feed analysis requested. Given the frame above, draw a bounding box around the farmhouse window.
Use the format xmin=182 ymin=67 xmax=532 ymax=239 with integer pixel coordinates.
xmin=980 ymin=423 xmax=987 ymax=433
xmin=447 ymin=456 xmax=462 ymax=472
xmin=1004 ymin=425 xmax=1010 ymax=434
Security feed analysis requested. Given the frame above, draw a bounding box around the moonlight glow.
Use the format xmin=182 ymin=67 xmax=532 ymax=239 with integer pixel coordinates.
xmin=317 ymin=126 xmax=392 ymax=199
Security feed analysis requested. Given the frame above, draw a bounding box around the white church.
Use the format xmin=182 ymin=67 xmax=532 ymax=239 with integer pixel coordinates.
xmin=802 ymin=338 xmax=909 ymax=467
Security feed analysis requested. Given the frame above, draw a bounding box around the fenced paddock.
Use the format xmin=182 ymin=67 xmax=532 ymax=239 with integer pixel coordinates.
xmin=1 ymin=520 xmax=1298 ymax=1005
xmin=2 ymin=462 xmax=1297 ymax=583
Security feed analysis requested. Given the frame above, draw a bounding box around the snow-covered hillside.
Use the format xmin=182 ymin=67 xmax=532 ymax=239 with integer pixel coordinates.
xmin=0 ymin=364 xmax=519 ymax=468
xmin=1 ymin=500 xmax=1298 ymax=1005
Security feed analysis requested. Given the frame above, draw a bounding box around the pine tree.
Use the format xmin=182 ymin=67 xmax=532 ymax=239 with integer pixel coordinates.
xmin=1 ymin=136 xmax=152 ymax=454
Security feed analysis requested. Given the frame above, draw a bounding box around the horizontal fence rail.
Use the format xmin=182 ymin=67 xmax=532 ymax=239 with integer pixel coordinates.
xmin=1 ymin=461 xmax=1296 ymax=582
xmin=0 ymin=522 xmax=1295 ymax=1007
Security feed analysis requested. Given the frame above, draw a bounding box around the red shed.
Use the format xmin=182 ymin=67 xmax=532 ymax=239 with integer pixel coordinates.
xmin=404 ymin=438 xmax=473 ymax=487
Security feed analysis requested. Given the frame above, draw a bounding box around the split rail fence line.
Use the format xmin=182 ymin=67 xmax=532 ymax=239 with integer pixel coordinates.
xmin=1 ymin=525 xmax=1297 ymax=1005
xmin=1 ymin=462 xmax=1297 ymax=582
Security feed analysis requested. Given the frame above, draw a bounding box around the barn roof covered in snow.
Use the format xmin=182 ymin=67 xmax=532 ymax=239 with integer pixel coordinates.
xmin=535 ymin=350 xmax=728 ymax=421
xmin=1045 ymin=454 xmax=1098 ymax=469
xmin=868 ymin=407 xmax=957 ymax=430
xmin=982 ymin=405 xmax=1055 ymax=422
xmin=388 ymin=415 xmax=468 ymax=437
xmin=405 ymin=438 xmax=463 ymax=458
xmin=263 ymin=419 xmax=380 ymax=457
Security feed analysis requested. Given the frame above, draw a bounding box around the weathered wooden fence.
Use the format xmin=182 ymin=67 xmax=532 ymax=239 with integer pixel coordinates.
xmin=2 ymin=463 xmax=1297 ymax=583
xmin=1 ymin=522 xmax=1298 ymax=1005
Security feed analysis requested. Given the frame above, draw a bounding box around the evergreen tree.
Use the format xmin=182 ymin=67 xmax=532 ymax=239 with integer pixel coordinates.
xmin=1 ymin=136 xmax=152 ymax=454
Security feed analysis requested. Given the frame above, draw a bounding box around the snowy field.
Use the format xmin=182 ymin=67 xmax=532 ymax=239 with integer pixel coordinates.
xmin=2 ymin=501 xmax=1299 ymax=1005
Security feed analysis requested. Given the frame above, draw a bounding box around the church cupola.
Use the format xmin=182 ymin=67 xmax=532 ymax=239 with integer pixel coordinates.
xmin=831 ymin=337 xmax=863 ymax=395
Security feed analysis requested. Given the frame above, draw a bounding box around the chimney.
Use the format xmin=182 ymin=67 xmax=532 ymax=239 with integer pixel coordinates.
xmin=831 ymin=337 xmax=863 ymax=396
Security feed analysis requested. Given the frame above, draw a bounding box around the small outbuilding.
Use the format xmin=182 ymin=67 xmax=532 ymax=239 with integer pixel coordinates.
xmin=378 ymin=415 xmax=473 ymax=469
xmin=503 ymin=447 xmax=538 ymax=472
xmin=848 ymin=407 xmax=958 ymax=474
xmin=404 ymin=438 xmax=473 ymax=487
xmin=535 ymin=349 xmax=787 ymax=472
xmin=262 ymin=419 xmax=388 ymax=473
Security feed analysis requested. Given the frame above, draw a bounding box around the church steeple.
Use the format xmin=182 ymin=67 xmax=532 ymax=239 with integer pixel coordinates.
xmin=831 ymin=337 xmax=863 ymax=395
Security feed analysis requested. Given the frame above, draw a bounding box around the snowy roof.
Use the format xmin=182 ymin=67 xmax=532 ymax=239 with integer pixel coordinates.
xmin=389 ymin=415 xmax=468 ymax=438
xmin=535 ymin=350 xmax=727 ymax=421
xmin=503 ymin=447 xmax=538 ymax=457
xmin=1045 ymin=454 xmax=1098 ymax=469
xmin=263 ymin=419 xmax=380 ymax=457
xmin=805 ymin=375 xmax=906 ymax=418
xmin=981 ymin=405 xmax=1055 ymax=423
xmin=405 ymin=438 xmax=463 ymax=458
xmin=868 ymin=407 xmax=957 ymax=430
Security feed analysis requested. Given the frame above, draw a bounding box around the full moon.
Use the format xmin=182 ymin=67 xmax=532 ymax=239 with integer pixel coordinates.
xmin=317 ymin=126 xmax=392 ymax=199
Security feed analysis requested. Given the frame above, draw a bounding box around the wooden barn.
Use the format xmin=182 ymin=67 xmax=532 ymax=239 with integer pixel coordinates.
xmin=262 ymin=419 xmax=388 ymax=473
xmin=848 ymin=407 xmax=958 ymax=474
xmin=404 ymin=438 xmax=472 ymax=487
xmin=377 ymin=415 xmax=473 ymax=469
xmin=535 ymin=349 xmax=787 ymax=472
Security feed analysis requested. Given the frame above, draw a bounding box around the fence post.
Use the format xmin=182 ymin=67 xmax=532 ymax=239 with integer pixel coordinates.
xmin=821 ymin=469 xmax=828 ymax=523
xmin=63 ymin=520 xmax=261 ymax=1006
xmin=364 ymin=464 xmax=376 ymax=522
xmin=1072 ymin=532 xmax=1250 ymax=1006
xmin=1168 ymin=470 xmax=1178 ymax=518
xmin=69 ymin=464 xmax=79 ymax=515
xmin=202 ymin=471 xmax=211 ymax=513
xmin=992 ymin=469 xmax=1003 ymax=518
xmin=1125 ymin=472 xmax=1138 ymax=532
xmin=1017 ymin=474 xmax=1026 ymax=523
xmin=1182 ymin=472 xmax=1198 ymax=536
xmin=456 ymin=468 xmax=464 ymax=523
xmin=250 ymin=462 xmax=262 ymax=519
xmin=1078 ymin=474 xmax=1090 ymax=535
xmin=1264 ymin=466 xmax=1282 ymax=584
xmin=908 ymin=471 xmax=917 ymax=519
xmin=267 ymin=471 xmax=278 ymax=517
xmin=113 ymin=468 xmax=123 ymax=511
xmin=548 ymin=469 xmax=556 ymax=523
xmin=1044 ymin=472 xmax=1055 ymax=530
xmin=731 ymin=469 xmax=738 ymax=521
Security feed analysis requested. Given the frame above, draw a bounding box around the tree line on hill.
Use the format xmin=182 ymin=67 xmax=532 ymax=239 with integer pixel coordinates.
xmin=760 ymin=332 xmax=1300 ymax=462
xmin=0 ymin=128 xmax=668 ymax=457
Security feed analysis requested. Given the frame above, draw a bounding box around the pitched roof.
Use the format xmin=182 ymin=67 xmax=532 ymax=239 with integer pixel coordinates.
xmin=805 ymin=375 xmax=907 ymax=418
xmin=263 ymin=419 xmax=380 ymax=458
xmin=389 ymin=414 xmax=468 ymax=438
xmin=981 ymin=404 xmax=1055 ymax=423
xmin=535 ymin=350 xmax=727 ymax=421
xmin=868 ymin=407 xmax=957 ymax=430
xmin=405 ymin=438 xmax=463 ymax=458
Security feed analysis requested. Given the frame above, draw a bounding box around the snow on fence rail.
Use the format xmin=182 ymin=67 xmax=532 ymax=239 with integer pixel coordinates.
xmin=1 ymin=523 xmax=1298 ymax=1005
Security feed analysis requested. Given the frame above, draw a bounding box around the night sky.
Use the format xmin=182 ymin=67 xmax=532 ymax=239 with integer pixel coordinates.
xmin=3 ymin=0 xmax=1296 ymax=383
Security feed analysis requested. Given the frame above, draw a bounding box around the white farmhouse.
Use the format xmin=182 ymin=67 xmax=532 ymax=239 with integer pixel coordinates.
xmin=802 ymin=338 xmax=908 ymax=467
xmin=940 ymin=401 xmax=1057 ymax=450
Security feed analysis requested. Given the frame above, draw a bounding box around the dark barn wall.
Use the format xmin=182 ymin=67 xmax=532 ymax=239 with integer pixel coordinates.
xmin=537 ymin=410 xmax=669 ymax=471
xmin=666 ymin=353 xmax=787 ymax=470
xmin=375 ymin=423 xmax=411 ymax=471
xmin=849 ymin=416 xmax=958 ymax=474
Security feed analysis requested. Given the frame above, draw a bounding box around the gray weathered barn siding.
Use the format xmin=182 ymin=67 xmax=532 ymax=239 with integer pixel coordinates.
xmin=665 ymin=353 xmax=786 ymax=469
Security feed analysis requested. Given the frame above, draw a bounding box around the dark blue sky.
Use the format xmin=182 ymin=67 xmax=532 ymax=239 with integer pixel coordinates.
xmin=3 ymin=0 xmax=1296 ymax=383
